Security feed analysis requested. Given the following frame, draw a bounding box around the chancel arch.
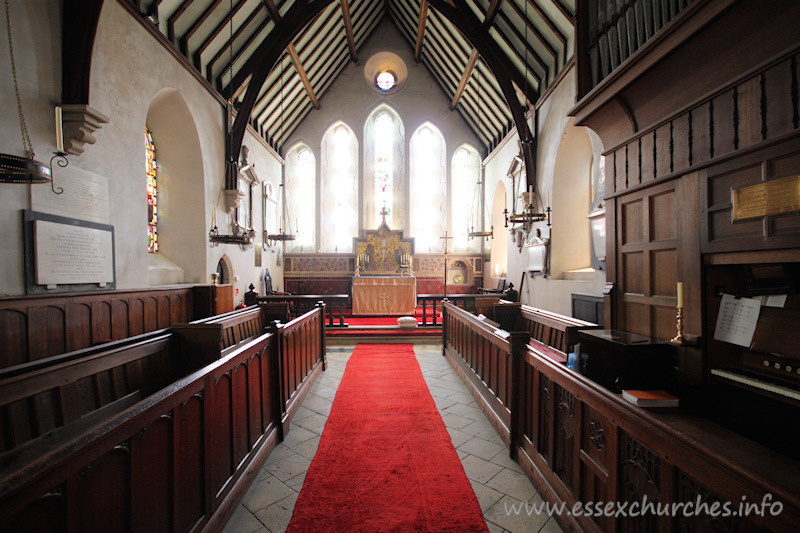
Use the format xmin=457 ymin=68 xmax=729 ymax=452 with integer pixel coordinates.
xmin=410 ymin=122 xmax=446 ymax=253
xmin=320 ymin=122 xmax=358 ymax=253
xmin=285 ymin=143 xmax=316 ymax=253
xmin=451 ymin=144 xmax=482 ymax=253
xmin=145 ymin=88 xmax=205 ymax=285
xmin=364 ymin=105 xmax=404 ymax=230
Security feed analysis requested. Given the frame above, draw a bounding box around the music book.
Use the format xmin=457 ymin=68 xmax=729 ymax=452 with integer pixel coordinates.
xmin=622 ymin=390 xmax=679 ymax=408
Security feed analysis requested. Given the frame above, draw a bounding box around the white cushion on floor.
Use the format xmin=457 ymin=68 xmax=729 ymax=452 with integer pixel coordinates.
xmin=397 ymin=317 xmax=417 ymax=329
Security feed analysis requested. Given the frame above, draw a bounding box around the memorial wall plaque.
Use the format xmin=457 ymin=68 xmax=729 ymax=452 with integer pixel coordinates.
xmin=23 ymin=210 xmax=116 ymax=294
xmin=732 ymin=175 xmax=800 ymax=221
xmin=31 ymin=165 xmax=110 ymax=224
xmin=34 ymin=220 xmax=114 ymax=285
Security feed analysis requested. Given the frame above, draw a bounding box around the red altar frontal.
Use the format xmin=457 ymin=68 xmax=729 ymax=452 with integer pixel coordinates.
xmin=352 ymin=276 xmax=416 ymax=316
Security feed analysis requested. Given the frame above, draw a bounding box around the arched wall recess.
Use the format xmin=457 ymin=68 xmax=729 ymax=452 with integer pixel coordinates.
xmin=490 ymin=180 xmax=509 ymax=280
xmin=550 ymin=120 xmax=593 ymax=278
xmin=146 ymin=88 xmax=206 ymax=284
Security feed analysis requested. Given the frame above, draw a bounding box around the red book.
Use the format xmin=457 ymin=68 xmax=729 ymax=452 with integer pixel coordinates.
xmin=622 ymin=390 xmax=679 ymax=408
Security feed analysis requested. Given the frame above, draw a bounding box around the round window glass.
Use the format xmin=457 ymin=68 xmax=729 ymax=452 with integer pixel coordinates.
xmin=375 ymin=71 xmax=396 ymax=91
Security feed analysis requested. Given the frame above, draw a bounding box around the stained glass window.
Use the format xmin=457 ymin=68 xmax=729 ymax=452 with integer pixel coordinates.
xmin=286 ymin=145 xmax=316 ymax=252
xmin=452 ymin=145 xmax=481 ymax=252
xmin=410 ymin=123 xmax=446 ymax=252
xmin=145 ymin=127 xmax=158 ymax=253
xmin=321 ymin=123 xmax=357 ymax=252
xmin=374 ymin=112 xmax=394 ymax=227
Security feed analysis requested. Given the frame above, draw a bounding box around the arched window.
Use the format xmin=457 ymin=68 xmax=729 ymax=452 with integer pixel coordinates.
xmin=321 ymin=123 xmax=357 ymax=252
xmin=145 ymin=127 xmax=158 ymax=253
xmin=451 ymin=145 xmax=481 ymax=252
xmin=364 ymin=106 xmax=404 ymax=229
xmin=285 ymin=144 xmax=316 ymax=252
xmin=410 ymin=123 xmax=446 ymax=252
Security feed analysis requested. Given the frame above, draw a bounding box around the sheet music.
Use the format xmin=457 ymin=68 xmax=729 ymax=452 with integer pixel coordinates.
xmin=714 ymin=294 xmax=761 ymax=347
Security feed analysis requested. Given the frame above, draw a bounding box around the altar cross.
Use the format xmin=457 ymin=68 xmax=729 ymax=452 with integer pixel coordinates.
xmin=441 ymin=231 xmax=453 ymax=299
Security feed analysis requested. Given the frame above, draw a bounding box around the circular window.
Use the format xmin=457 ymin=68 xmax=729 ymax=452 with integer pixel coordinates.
xmin=364 ymin=53 xmax=407 ymax=94
xmin=376 ymin=71 xmax=396 ymax=91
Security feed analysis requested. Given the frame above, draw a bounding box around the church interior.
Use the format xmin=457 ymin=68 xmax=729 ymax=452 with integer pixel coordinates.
xmin=1 ymin=0 xmax=799 ymax=531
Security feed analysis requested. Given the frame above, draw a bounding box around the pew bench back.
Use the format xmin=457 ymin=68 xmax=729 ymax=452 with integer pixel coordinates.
xmin=516 ymin=304 xmax=600 ymax=354
xmin=0 ymin=332 xmax=178 ymax=457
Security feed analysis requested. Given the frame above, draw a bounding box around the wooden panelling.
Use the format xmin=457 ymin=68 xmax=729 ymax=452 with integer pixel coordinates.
xmin=623 ymin=253 xmax=645 ymax=294
xmin=737 ymin=76 xmax=762 ymax=148
xmin=621 ymin=199 xmax=644 ymax=244
xmin=444 ymin=312 xmax=800 ymax=532
xmin=616 ymin=182 xmax=683 ymax=340
xmin=651 ymin=249 xmax=677 ymax=297
xmin=640 ymin=131 xmax=656 ymax=183
xmin=627 ymin=138 xmax=640 ymax=186
xmin=605 ymin=50 xmax=800 ymax=197
xmin=0 ymin=287 xmax=195 ymax=370
xmin=701 ymin=139 xmax=800 ymax=253
xmin=692 ymin=103 xmax=711 ymax=164
xmin=654 ymin=124 xmax=672 ymax=179
xmin=0 ymin=310 xmax=327 ymax=533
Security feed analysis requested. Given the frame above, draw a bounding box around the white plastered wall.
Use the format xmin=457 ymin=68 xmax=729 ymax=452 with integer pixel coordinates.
xmin=0 ymin=0 xmax=283 ymax=302
xmin=483 ymin=66 xmax=606 ymax=318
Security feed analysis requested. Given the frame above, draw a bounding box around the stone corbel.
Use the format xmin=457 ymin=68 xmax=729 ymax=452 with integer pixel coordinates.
xmin=61 ymin=104 xmax=109 ymax=156
xmin=224 ymin=188 xmax=245 ymax=215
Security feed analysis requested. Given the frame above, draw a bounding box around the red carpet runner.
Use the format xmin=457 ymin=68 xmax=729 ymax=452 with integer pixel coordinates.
xmin=288 ymin=343 xmax=488 ymax=532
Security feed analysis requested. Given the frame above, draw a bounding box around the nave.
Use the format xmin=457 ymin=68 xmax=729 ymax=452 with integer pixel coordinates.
xmin=223 ymin=342 xmax=561 ymax=533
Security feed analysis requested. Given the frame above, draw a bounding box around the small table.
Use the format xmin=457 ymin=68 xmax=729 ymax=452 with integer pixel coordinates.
xmin=352 ymin=276 xmax=416 ymax=316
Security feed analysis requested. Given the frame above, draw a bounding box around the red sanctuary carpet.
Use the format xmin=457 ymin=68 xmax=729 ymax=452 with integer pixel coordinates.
xmin=287 ymin=344 xmax=488 ymax=532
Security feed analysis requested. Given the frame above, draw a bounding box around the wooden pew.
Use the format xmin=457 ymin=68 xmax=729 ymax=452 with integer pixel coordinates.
xmin=0 ymin=286 xmax=201 ymax=371
xmin=442 ymin=301 xmax=800 ymax=532
xmin=0 ymin=305 xmax=327 ymax=532
xmin=0 ymin=303 xmax=290 ymax=381
xmin=494 ymin=302 xmax=601 ymax=356
xmin=0 ymin=331 xmax=179 ymax=457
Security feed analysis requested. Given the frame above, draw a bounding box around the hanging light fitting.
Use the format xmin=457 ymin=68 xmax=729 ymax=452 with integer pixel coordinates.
xmin=0 ymin=0 xmax=63 ymax=192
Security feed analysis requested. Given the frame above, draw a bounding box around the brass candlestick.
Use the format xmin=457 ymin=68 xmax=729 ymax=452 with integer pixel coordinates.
xmin=671 ymin=307 xmax=684 ymax=343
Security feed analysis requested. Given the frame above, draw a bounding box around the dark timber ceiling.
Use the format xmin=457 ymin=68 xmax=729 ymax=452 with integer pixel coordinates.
xmin=133 ymin=0 xmax=575 ymax=155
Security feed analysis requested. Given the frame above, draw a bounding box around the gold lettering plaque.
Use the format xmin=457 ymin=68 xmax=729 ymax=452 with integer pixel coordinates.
xmin=732 ymin=175 xmax=800 ymax=221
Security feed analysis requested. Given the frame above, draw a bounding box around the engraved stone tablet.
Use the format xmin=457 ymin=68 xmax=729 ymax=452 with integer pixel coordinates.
xmin=34 ymin=220 xmax=114 ymax=285
xmin=31 ymin=165 xmax=110 ymax=224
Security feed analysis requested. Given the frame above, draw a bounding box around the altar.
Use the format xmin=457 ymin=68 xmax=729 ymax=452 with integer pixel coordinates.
xmin=352 ymin=276 xmax=416 ymax=316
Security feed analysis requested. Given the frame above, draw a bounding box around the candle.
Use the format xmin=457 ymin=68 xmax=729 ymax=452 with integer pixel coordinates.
xmin=495 ymin=263 xmax=500 ymax=276
xmin=55 ymin=106 xmax=64 ymax=152
xmin=212 ymin=206 xmax=217 ymax=227
xmin=676 ymin=281 xmax=684 ymax=308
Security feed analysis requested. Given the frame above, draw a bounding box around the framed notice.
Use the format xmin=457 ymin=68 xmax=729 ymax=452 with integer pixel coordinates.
xmin=22 ymin=210 xmax=116 ymax=294
xmin=732 ymin=174 xmax=800 ymax=221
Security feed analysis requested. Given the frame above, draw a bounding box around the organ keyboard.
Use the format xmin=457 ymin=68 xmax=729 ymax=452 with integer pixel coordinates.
xmin=711 ymin=368 xmax=800 ymax=402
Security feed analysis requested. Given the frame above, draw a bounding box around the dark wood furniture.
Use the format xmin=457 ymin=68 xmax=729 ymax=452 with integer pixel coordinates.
xmin=192 ymin=283 xmax=234 ymax=318
xmin=258 ymin=294 xmax=349 ymax=327
xmin=442 ymin=301 xmax=800 ymax=532
xmin=0 ymin=286 xmax=197 ymax=370
xmin=417 ymin=294 xmax=502 ymax=326
xmin=0 ymin=305 xmax=327 ymax=532
xmin=572 ymin=293 xmax=604 ymax=324
xmin=496 ymin=303 xmax=601 ymax=355
xmin=577 ymin=329 xmax=674 ymax=393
